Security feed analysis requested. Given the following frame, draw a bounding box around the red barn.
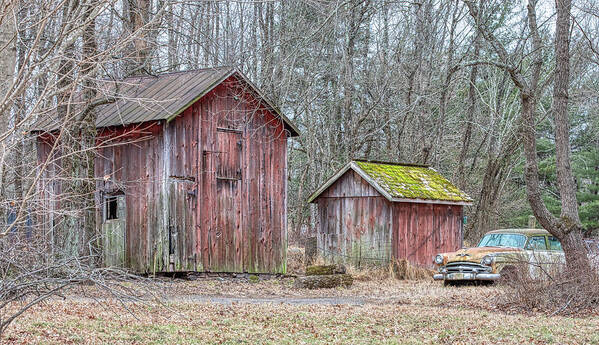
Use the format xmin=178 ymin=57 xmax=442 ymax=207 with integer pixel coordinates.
xmin=35 ymin=67 xmax=299 ymax=274
xmin=308 ymin=160 xmax=472 ymax=267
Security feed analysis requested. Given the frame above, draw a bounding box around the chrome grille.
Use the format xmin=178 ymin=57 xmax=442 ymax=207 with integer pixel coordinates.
xmin=445 ymin=261 xmax=491 ymax=273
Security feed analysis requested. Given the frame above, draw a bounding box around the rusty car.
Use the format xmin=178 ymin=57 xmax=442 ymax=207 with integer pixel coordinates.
xmin=433 ymin=228 xmax=566 ymax=285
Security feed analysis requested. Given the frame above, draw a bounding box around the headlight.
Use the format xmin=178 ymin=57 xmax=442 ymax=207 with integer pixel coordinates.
xmin=481 ymin=255 xmax=494 ymax=266
xmin=434 ymin=254 xmax=444 ymax=265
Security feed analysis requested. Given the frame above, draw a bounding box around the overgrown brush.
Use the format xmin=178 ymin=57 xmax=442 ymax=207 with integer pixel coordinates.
xmin=0 ymin=234 xmax=159 ymax=338
xmin=286 ymin=246 xmax=305 ymax=275
xmin=390 ymin=259 xmax=434 ymax=280
xmin=496 ymin=258 xmax=599 ymax=316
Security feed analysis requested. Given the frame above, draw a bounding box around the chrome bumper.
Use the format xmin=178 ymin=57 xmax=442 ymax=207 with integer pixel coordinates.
xmin=433 ymin=273 xmax=501 ymax=281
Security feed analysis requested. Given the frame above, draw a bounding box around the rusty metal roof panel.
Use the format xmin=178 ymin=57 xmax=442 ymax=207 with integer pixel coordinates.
xmin=95 ymin=67 xmax=232 ymax=128
xmin=33 ymin=67 xmax=299 ymax=137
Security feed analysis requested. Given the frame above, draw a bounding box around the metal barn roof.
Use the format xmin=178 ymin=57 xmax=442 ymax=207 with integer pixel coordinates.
xmin=308 ymin=160 xmax=472 ymax=205
xmin=34 ymin=67 xmax=299 ymax=136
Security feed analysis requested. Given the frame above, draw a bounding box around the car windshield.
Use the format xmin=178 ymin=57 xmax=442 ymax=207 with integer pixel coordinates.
xmin=478 ymin=233 xmax=527 ymax=248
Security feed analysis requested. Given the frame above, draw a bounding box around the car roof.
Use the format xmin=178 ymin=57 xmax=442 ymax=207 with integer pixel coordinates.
xmin=486 ymin=228 xmax=552 ymax=237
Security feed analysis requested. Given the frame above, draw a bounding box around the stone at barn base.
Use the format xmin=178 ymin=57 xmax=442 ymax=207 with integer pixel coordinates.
xmin=294 ymin=274 xmax=353 ymax=289
xmin=305 ymin=264 xmax=346 ymax=276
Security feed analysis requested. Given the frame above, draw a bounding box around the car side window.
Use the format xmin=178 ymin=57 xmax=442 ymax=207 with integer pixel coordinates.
xmin=548 ymin=236 xmax=563 ymax=251
xmin=525 ymin=236 xmax=547 ymax=250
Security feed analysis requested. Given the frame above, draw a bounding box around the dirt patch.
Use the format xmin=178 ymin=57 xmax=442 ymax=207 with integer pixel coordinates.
xmin=59 ymin=277 xmax=501 ymax=312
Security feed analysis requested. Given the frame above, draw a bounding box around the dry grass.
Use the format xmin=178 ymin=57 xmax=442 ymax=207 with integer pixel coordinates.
xmin=346 ymin=259 xmax=434 ymax=282
xmin=4 ymin=279 xmax=599 ymax=344
xmin=5 ymin=248 xmax=598 ymax=343
xmin=295 ymin=243 xmax=434 ymax=283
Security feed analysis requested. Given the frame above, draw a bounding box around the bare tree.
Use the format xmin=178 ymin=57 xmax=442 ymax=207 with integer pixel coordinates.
xmin=465 ymin=0 xmax=591 ymax=270
xmin=0 ymin=0 xmax=164 ymax=336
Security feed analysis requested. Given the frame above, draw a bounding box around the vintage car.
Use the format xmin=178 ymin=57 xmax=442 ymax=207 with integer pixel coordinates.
xmin=433 ymin=228 xmax=565 ymax=284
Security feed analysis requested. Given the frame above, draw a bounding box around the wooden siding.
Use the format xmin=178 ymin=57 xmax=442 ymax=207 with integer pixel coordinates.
xmin=196 ymin=80 xmax=288 ymax=273
xmin=316 ymin=196 xmax=392 ymax=266
xmin=93 ymin=123 xmax=166 ymax=272
xmin=314 ymin=170 xmax=463 ymax=267
xmin=391 ymin=202 xmax=462 ymax=267
xmin=36 ymin=75 xmax=289 ymax=274
xmin=319 ymin=170 xmax=379 ymax=198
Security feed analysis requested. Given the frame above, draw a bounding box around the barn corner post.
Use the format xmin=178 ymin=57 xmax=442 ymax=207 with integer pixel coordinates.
xmin=282 ymin=130 xmax=289 ymax=274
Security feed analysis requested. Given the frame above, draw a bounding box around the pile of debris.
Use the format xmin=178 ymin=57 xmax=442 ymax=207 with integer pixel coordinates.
xmin=294 ymin=264 xmax=353 ymax=289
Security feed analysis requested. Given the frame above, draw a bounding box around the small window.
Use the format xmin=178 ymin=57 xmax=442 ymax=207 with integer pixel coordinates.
xmin=106 ymin=196 xmax=118 ymax=220
xmin=548 ymin=236 xmax=563 ymax=251
xmin=525 ymin=236 xmax=547 ymax=250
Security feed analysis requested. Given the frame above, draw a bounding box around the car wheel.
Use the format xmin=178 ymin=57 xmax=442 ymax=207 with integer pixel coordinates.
xmin=444 ymin=280 xmax=457 ymax=287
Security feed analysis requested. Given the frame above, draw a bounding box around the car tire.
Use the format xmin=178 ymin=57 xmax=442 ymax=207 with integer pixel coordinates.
xmin=444 ymin=280 xmax=457 ymax=287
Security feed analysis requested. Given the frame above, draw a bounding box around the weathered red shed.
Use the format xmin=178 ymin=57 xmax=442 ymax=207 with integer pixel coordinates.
xmin=308 ymin=160 xmax=472 ymax=267
xmin=35 ymin=67 xmax=299 ymax=274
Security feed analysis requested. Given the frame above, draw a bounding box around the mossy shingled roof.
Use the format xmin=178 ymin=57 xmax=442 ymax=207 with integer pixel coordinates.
xmin=353 ymin=160 xmax=471 ymax=202
xmin=307 ymin=160 xmax=472 ymax=204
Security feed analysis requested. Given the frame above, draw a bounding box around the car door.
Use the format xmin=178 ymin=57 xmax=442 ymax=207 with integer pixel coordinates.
xmin=547 ymin=236 xmax=566 ymax=271
xmin=524 ymin=236 xmax=550 ymax=279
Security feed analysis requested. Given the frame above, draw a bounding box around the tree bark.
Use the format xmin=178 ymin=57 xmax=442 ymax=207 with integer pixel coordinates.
xmin=55 ymin=0 xmax=100 ymax=262
xmin=125 ymin=0 xmax=151 ymax=74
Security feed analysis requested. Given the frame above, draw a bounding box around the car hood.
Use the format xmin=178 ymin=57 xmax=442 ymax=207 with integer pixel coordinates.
xmin=445 ymin=246 xmax=522 ymax=263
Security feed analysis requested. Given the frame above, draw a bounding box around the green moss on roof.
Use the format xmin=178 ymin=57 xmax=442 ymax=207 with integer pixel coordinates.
xmin=354 ymin=160 xmax=472 ymax=202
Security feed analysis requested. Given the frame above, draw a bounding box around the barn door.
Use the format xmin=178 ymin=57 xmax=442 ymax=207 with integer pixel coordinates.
xmin=102 ymin=194 xmax=126 ymax=267
xmin=167 ymin=179 xmax=196 ymax=272
xmin=213 ymin=128 xmax=243 ymax=272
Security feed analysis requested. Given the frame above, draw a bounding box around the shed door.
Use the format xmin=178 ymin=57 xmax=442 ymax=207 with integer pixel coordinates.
xmin=102 ymin=194 xmax=126 ymax=267
xmin=167 ymin=179 xmax=196 ymax=272
xmin=212 ymin=128 xmax=243 ymax=272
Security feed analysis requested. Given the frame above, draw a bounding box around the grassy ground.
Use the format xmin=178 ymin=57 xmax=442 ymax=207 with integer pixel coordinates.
xmin=4 ymin=279 xmax=599 ymax=344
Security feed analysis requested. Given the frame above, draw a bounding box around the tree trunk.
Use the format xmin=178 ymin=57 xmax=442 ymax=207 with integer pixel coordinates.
xmin=125 ymin=0 xmax=151 ymax=74
xmin=551 ymin=0 xmax=590 ymax=271
xmin=56 ymin=0 xmax=78 ymax=257
xmin=466 ymin=0 xmax=592 ymax=272
xmin=456 ymin=32 xmax=481 ymax=189
xmin=0 ymin=2 xmax=16 ymax=202
xmin=55 ymin=0 xmax=100 ymax=262
xmin=81 ymin=0 xmax=99 ymax=262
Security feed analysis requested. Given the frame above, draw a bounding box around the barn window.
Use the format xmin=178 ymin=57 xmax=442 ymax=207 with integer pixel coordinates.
xmin=215 ymin=128 xmax=242 ymax=180
xmin=106 ymin=196 xmax=119 ymax=220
